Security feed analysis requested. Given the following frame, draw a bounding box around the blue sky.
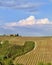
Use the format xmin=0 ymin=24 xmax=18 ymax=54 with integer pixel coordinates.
xmin=0 ymin=0 xmax=52 ymax=36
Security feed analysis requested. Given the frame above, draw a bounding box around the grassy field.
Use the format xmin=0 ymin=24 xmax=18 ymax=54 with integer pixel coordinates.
xmin=0 ymin=36 xmax=52 ymax=65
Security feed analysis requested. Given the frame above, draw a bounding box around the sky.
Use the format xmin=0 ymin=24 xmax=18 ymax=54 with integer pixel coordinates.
xmin=0 ymin=0 xmax=52 ymax=36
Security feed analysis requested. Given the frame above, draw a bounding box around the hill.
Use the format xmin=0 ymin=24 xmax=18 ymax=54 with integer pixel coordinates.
xmin=0 ymin=36 xmax=52 ymax=65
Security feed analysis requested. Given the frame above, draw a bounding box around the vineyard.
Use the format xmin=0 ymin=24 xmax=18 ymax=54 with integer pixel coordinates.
xmin=0 ymin=36 xmax=52 ymax=65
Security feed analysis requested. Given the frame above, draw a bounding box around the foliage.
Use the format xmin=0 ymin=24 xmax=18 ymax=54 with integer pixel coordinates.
xmin=0 ymin=40 xmax=35 ymax=65
xmin=24 ymin=41 xmax=35 ymax=53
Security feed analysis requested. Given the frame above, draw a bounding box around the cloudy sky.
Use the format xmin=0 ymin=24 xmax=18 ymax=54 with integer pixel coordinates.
xmin=0 ymin=0 xmax=52 ymax=36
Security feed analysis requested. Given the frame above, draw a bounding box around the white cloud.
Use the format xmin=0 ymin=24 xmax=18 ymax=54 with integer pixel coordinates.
xmin=0 ymin=0 xmax=46 ymax=10
xmin=4 ymin=16 xmax=35 ymax=29
xmin=17 ymin=16 xmax=35 ymax=26
xmin=0 ymin=0 xmax=47 ymax=14
xmin=3 ymin=16 xmax=52 ymax=29
xmin=5 ymin=22 xmax=17 ymax=27
xmin=36 ymin=18 xmax=50 ymax=24
xmin=3 ymin=22 xmax=17 ymax=29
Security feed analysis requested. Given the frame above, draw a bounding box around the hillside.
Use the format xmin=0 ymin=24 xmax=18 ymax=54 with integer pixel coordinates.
xmin=0 ymin=36 xmax=52 ymax=65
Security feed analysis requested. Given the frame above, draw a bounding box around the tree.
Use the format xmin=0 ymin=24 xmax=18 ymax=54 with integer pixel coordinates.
xmin=15 ymin=34 xmax=19 ymax=37
xmin=16 ymin=33 xmax=19 ymax=36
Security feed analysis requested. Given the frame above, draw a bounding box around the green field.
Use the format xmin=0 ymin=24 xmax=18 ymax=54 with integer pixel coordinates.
xmin=0 ymin=36 xmax=52 ymax=65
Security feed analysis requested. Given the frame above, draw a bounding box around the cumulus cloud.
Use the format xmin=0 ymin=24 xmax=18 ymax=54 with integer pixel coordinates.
xmin=17 ymin=16 xmax=35 ymax=26
xmin=3 ymin=16 xmax=52 ymax=29
xmin=36 ymin=18 xmax=50 ymax=24
xmin=0 ymin=16 xmax=52 ymax=36
xmin=4 ymin=16 xmax=35 ymax=29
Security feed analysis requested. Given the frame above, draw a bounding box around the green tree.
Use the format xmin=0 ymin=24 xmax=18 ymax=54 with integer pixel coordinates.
xmin=16 ymin=34 xmax=19 ymax=36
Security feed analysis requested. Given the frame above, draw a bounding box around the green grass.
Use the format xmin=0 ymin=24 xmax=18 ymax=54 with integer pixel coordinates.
xmin=0 ymin=36 xmax=52 ymax=65
xmin=0 ymin=40 xmax=35 ymax=65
